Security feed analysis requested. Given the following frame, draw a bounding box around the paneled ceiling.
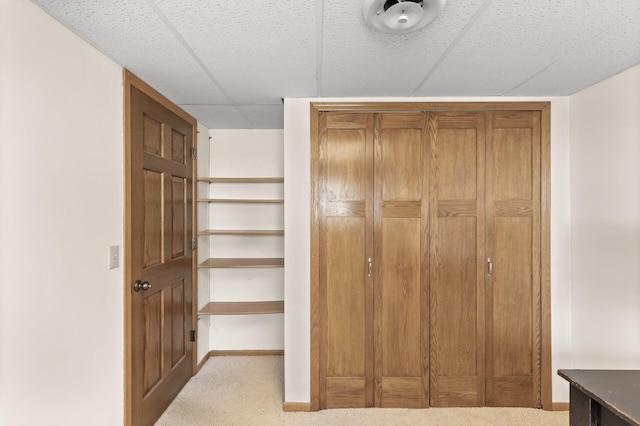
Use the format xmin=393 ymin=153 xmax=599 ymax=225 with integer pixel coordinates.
xmin=33 ymin=0 xmax=640 ymax=129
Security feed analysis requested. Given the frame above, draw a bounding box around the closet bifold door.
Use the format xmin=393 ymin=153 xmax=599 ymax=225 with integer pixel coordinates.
xmin=374 ymin=113 xmax=429 ymax=408
xmin=318 ymin=112 xmax=374 ymax=408
xmin=428 ymin=112 xmax=486 ymax=407
xmin=485 ymin=111 xmax=542 ymax=407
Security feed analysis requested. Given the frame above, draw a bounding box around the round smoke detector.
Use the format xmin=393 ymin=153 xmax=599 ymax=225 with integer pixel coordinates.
xmin=363 ymin=0 xmax=446 ymax=34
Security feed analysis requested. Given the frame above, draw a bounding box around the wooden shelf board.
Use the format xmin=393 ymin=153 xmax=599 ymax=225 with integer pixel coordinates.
xmin=198 ymin=177 xmax=284 ymax=183
xmin=198 ymin=229 xmax=284 ymax=236
xmin=198 ymin=301 xmax=284 ymax=315
xmin=197 ymin=198 xmax=284 ymax=203
xmin=198 ymin=258 xmax=284 ymax=268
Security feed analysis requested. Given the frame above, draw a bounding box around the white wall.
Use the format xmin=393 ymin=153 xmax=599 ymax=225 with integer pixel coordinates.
xmin=569 ymin=64 xmax=640 ymax=368
xmin=206 ymin=129 xmax=284 ymax=350
xmin=550 ymin=98 xmax=573 ymax=403
xmin=0 ymin=1 xmax=124 ymax=424
xmin=283 ymin=97 xmax=573 ymax=403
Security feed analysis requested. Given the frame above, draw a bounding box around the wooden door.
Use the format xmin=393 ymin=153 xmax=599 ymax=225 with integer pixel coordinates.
xmin=319 ymin=112 xmax=374 ymax=408
xmin=318 ymin=112 xmax=428 ymax=408
xmin=374 ymin=113 xmax=428 ymax=408
xmin=485 ymin=111 xmax=541 ymax=407
xmin=126 ymin=76 xmax=195 ymax=425
xmin=428 ymin=112 xmax=486 ymax=407
xmin=312 ymin=104 xmax=548 ymax=411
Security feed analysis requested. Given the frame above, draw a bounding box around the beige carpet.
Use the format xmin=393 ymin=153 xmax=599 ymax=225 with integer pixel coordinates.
xmin=156 ymin=356 xmax=568 ymax=426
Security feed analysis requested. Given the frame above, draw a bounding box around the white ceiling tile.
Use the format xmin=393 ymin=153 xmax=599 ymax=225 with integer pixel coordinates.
xmin=179 ymin=105 xmax=250 ymax=129
xmin=238 ymin=105 xmax=284 ymax=129
xmin=180 ymin=104 xmax=283 ymax=129
xmin=507 ymin=10 xmax=640 ymax=95
xmin=34 ymin=0 xmax=229 ymax=104
xmin=155 ymin=0 xmax=318 ymax=104
xmin=321 ymin=0 xmax=486 ymax=97
xmin=415 ymin=0 xmax=640 ymax=96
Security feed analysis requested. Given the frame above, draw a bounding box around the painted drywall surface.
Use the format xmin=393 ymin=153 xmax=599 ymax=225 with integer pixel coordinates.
xmin=0 ymin=0 xmax=124 ymax=424
xmin=570 ymin=64 xmax=640 ymax=369
xmin=196 ymin=123 xmax=211 ymax=364
xmin=283 ymin=97 xmax=573 ymax=403
xmin=205 ymin=129 xmax=285 ymax=350
xmin=283 ymin=101 xmax=313 ymax=401
xmin=549 ymin=97 xmax=573 ymax=403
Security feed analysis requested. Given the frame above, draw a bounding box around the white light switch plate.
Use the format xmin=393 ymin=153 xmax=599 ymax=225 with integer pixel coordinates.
xmin=109 ymin=245 xmax=119 ymax=269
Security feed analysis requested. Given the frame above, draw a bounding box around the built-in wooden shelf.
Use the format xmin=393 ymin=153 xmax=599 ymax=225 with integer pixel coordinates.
xmin=198 ymin=301 xmax=284 ymax=315
xmin=197 ymin=173 xmax=285 ymax=325
xmin=197 ymin=198 xmax=284 ymax=203
xmin=198 ymin=229 xmax=284 ymax=236
xmin=198 ymin=177 xmax=284 ymax=183
xmin=198 ymin=258 xmax=284 ymax=268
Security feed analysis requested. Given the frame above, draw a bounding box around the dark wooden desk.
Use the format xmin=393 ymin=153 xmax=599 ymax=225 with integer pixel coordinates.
xmin=559 ymin=370 xmax=640 ymax=426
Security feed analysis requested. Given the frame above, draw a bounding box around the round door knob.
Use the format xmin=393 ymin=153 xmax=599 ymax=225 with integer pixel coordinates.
xmin=133 ymin=280 xmax=151 ymax=292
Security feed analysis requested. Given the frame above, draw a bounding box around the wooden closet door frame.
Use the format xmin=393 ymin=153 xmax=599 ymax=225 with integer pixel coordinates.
xmin=310 ymin=101 xmax=551 ymax=411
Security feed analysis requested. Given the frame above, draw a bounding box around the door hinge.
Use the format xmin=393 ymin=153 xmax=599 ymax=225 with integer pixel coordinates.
xmin=190 ymin=330 xmax=196 ymax=342
xmin=191 ymin=239 xmax=197 ymax=250
xmin=191 ymin=148 xmax=197 ymax=159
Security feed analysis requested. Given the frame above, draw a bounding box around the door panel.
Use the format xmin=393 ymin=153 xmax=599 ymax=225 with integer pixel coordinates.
xmin=493 ymin=218 xmax=533 ymax=377
xmin=320 ymin=113 xmax=374 ymax=408
xmin=491 ymin=128 xmax=533 ymax=200
xmin=325 ymin=378 xmax=367 ymax=408
xmin=375 ymin=113 xmax=428 ymax=408
xmin=128 ymin=83 xmax=194 ymax=426
xmin=429 ymin=112 xmax=485 ymax=407
xmin=171 ymin=129 xmax=186 ymax=164
xmin=325 ymin=217 xmax=366 ymax=378
xmin=434 ymin=217 xmax=478 ymax=377
xmin=380 ymin=377 xmax=424 ymax=408
xmin=379 ymin=218 xmax=421 ymax=379
xmin=325 ymin=128 xmax=366 ymax=201
xmin=170 ymin=281 xmax=186 ymax=367
xmin=172 ymin=177 xmax=186 ymax=258
xmin=143 ymin=170 xmax=163 ymax=268
xmin=143 ymin=115 xmax=162 ymax=155
xmin=380 ymin=130 xmax=421 ymax=200
xmin=486 ymin=111 xmax=541 ymax=407
xmin=143 ymin=292 xmax=163 ymax=393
